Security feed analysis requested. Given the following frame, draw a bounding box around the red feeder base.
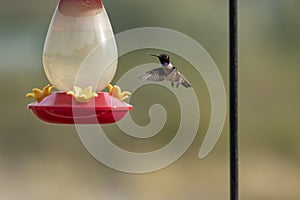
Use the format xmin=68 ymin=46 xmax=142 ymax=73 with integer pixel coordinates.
xmin=28 ymin=92 xmax=133 ymax=124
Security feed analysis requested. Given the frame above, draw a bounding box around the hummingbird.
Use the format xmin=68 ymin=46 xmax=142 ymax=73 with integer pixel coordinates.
xmin=139 ymin=54 xmax=192 ymax=88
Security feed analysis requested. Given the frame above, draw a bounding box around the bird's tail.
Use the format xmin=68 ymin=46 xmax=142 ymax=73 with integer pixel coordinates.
xmin=181 ymin=79 xmax=192 ymax=88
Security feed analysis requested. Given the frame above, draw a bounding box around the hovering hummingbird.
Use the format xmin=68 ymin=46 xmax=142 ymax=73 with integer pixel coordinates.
xmin=139 ymin=54 xmax=192 ymax=88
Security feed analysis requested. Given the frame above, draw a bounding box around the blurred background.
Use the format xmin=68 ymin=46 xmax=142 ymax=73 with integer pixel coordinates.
xmin=1 ymin=0 xmax=300 ymax=199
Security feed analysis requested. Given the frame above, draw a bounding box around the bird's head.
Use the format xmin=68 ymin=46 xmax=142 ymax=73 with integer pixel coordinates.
xmin=149 ymin=53 xmax=170 ymax=67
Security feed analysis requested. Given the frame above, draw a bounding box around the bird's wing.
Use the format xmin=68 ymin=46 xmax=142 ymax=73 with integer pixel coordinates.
xmin=139 ymin=68 xmax=170 ymax=82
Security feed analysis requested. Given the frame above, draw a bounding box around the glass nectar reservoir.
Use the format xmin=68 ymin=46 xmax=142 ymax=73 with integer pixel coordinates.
xmin=43 ymin=0 xmax=118 ymax=92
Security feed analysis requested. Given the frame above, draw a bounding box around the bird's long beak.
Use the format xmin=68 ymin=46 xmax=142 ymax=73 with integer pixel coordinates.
xmin=149 ymin=53 xmax=160 ymax=58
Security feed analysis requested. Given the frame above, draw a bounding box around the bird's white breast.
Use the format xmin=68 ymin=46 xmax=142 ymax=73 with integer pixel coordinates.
xmin=166 ymin=63 xmax=174 ymax=69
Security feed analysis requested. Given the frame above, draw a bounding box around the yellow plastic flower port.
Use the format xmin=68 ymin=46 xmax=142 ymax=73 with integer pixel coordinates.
xmin=67 ymin=86 xmax=98 ymax=103
xmin=107 ymin=84 xmax=131 ymax=101
xmin=26 ymin=84 xmax=55 ymax=103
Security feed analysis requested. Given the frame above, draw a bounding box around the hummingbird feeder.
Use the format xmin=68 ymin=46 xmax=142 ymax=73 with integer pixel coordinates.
xmin=26 ymin=0 xmax=133 ymax=124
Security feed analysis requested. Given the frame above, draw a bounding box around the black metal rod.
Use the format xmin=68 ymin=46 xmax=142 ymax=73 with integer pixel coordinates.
xmin=229 ymin=0 xmax=238 ymax=200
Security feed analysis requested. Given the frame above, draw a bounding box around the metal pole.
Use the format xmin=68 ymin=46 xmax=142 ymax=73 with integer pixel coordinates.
xmin=229 ymin=0 xmax=238 ymax=200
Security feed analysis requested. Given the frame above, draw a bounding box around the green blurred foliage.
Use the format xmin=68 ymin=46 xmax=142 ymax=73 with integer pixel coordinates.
xmin=0 ymin=0 xmax=300 ymax=199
